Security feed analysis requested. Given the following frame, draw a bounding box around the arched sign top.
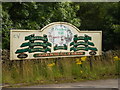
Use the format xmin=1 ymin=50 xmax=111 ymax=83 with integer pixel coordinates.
xmin=40 ymin=22 xmax=80 ymax=32
xmin=40 ymin=22 xmax=81 ymax=47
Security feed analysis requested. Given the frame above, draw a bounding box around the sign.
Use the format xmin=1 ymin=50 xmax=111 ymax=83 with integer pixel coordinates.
xmin=10 ymin=22 xmax=102 ymax=60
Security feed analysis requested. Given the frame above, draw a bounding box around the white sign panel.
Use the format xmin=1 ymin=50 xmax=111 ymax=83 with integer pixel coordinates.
xmin=10 ymin=22 xmax=102 ymax=60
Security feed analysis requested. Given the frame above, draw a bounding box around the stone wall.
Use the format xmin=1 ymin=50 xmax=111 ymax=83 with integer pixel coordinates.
xmin=2 ymin=49 xmax=10 ymax=61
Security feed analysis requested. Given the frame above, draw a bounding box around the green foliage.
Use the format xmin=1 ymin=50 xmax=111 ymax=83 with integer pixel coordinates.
xmin=76 ymin=2 xmax=120 ymax=50
xmin=2 ymin=3 xmax=13 ymax=49
xmin=2 ymin=2 xmax=80 ymax=49
xmin=51 ymin=2 xmax=81 ymax=27
xmin=2 ymin=2 xmax=120 ymax=50
xmin=2 ymin=2 xmax=81 ymax=29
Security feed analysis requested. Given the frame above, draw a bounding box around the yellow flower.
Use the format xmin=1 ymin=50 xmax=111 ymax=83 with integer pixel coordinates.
xmin=76 ymin=58 xmax=82 ymax=64
xmin=80 ymin=70 xmax=83 ymax=73
xmin=81 ymin=56 xmax=87 ymax=61
xmin=76 ymin=58 xmax=80 ymax=62
xmin=113 ymin=56 xmax=120 ymax=61
xmin=47 ymin=63 xmax=55 ymax=67
xmin=76 ymin=61 xmax=82 ymax=64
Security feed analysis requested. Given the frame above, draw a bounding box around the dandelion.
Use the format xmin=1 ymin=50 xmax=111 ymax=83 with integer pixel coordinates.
xmin=47 ymin=63 xmax=55 ymax=67
xmin=113 ymin=56 xmax=120 ymax=61
xmin=81 ymin=56 xmax=87 ymax=61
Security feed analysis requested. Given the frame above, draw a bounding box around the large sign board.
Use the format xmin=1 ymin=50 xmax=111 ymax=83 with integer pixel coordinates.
xmin=10 ymin=22 xmax=102 ymax=60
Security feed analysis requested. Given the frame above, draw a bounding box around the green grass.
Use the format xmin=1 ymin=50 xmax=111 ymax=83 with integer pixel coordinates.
xmin=2 ymin=50 xmax=120 ymax=86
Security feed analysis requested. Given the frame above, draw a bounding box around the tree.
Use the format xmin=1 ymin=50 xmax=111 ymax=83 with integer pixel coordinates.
xmin=2 ymin=2 xmax=80 ymax=49
xmin=2 ymin=2 xmax=120 ymax=51
xmin=76 ymin=2 xmax=120 ymax=51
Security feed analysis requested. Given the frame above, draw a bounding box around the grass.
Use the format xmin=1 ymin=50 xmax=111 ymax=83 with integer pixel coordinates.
xmin=2 ymin=50 xmax=120 ymax=87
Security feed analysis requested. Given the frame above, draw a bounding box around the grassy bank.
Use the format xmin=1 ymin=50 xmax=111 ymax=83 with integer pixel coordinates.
xmin=2 ymin=50 xmax=120 ymax=86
